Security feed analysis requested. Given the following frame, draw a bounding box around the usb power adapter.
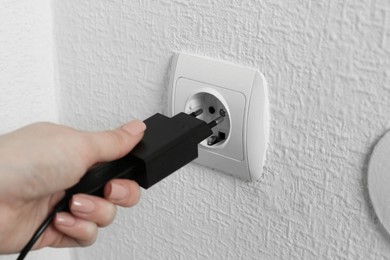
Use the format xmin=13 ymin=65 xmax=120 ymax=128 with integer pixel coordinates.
xmin=17 ymin=110 xmax=223 ymax=260
xmin=68 ymin=111 xmax=215 ymax=194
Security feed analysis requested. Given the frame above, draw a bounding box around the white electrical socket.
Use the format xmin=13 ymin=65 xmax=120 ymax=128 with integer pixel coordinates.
xmin=168 ymin=53 xmax=269 ymax=181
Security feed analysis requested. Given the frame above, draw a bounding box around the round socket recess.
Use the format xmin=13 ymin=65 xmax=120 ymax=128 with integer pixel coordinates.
xmin=184 ymin=92 xmax=231 ymax=147
xmin=168 ymin=53 xmax=269 ymax=181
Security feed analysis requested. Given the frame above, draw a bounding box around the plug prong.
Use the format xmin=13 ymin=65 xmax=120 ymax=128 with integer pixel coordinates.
xmin=189 ymin=108 xmax=203 ymax=117
xmin=208 ymin=115 xmax=224 ymax=128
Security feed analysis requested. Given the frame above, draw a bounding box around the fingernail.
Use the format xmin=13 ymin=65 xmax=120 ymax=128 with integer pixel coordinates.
xmin=56 ymin=213 xmax=75 ymax=227
xmin=71 ymin=196 xmax=96 ymax=214
xmin=109 ymin=183 xmax=128 ymax=201
xmin=122 ymin=120 xmax=146 ymax=136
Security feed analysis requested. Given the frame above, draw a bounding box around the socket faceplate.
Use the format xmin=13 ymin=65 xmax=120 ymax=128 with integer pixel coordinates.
xmin=168 ymin=53 xmax=269 ymax=181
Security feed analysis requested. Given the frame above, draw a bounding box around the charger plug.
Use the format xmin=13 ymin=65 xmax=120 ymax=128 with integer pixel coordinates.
xmin=131 ymin=112 xmax=213 ymax=188
xmin=66 ymin=111 xmax=215 ymax=196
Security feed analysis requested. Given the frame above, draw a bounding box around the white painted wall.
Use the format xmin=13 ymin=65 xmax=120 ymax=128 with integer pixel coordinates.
xmin=0 ymin=0 xmax=57 ymax=133
xmin=0 ymin=1 xmax=70 ymax=259
xmin=51 ymin=0 xmax=390 ymax=259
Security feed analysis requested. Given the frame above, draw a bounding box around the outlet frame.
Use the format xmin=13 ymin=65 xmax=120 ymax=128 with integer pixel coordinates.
xmin=168 ymin=53 xmax=269 ymax=181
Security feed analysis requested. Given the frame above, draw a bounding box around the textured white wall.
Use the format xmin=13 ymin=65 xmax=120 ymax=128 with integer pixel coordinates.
xmin=0 ymin=0 xmax=57 ymax=133
xmin=52 ymin=0 xmax=390 ymax=259
xmin=0 ymin=1 xmax=70 ymax=259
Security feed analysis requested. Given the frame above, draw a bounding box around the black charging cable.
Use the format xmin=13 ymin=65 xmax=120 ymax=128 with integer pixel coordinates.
xmin=17 ymin=110 xmax=223 ymax=260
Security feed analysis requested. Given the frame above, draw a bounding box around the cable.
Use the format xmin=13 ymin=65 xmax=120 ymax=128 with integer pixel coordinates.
xmin=17 ymin=111 xmax=224 ymax=259
xmin=17 ymin=200 xmax=68 ymax=260
xmin=17 ymin=212 xmax=54 ymax=260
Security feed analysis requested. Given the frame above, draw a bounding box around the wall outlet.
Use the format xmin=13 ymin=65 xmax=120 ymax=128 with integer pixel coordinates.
xmin=168 ymin=53 xmax=269 ymax=181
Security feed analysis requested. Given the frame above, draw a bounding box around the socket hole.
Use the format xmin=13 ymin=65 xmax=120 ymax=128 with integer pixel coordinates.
xmin=208 ymin=106 xmax=216 ymax=114
xmin=218 ymin=131 xmax=226 ymax=140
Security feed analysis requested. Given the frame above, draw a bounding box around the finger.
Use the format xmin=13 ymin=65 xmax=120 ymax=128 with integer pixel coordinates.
xmin=83 ymin=120 xmax=146 ymax=166
xmin=104 ymin=179 xmax=140 ymax=207
xmin=53 ymin=212 xmax=98 ymax=247
xmin=69 ymin=194 xmax=116 ymax=227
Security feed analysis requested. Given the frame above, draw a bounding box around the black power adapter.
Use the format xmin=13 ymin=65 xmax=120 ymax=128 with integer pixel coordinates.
xmin=17 ymin=110 xmax=223 ymax=260
xmin=67 ymin=111 xmax=214 ymax=194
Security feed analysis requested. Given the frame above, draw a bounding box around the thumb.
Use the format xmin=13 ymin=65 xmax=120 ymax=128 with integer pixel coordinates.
xmin=85 ymin=120 xmax=146 ymax=166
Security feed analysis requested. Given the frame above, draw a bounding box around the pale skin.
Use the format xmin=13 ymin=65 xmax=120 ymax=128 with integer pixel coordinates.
xmin=0 ymin=120 xmax=146 ymax=254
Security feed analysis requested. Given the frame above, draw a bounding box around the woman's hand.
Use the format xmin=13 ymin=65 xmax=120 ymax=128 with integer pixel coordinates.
xmin=0 ymin=120 xmax=146 ymax=253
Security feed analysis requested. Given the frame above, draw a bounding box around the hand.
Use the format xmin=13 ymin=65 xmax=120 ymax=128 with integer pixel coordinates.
xmin=0 ymin=120 xmax=146 ymax=254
